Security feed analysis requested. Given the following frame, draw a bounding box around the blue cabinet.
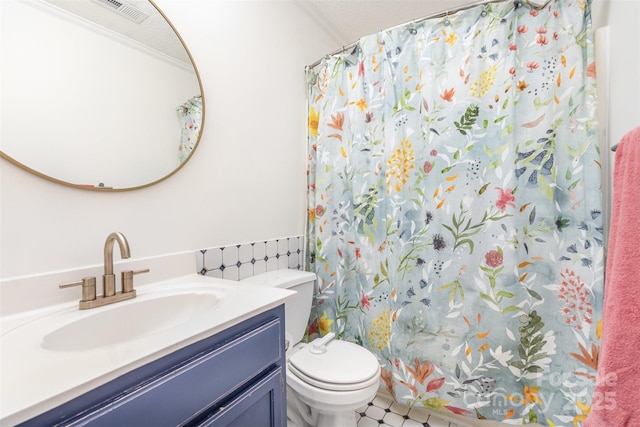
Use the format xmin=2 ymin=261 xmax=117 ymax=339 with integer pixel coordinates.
xmin=20 ymin=306 xmax=286 ymax=427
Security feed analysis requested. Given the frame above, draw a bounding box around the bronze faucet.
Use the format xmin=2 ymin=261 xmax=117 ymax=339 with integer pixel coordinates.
xmin=103 ymin=232 xmax=131 ymax=297
xmin=59 ymin=232 xmax=148 ymax=309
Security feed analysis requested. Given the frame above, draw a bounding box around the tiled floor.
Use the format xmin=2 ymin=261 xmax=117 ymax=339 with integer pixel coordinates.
xmin=357 ymin=394 xmax=464 ymax=427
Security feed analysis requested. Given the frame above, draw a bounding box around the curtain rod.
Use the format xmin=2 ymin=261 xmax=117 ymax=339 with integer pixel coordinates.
xmin=306 ymin=0 xmax=534 ymax=70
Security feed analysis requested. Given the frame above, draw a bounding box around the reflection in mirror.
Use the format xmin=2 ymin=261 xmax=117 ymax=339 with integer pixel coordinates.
xmin=1 ymin=0 xmax=204 ymax=190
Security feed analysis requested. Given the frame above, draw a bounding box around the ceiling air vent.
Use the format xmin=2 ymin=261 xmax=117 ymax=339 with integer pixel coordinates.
xmin=92 ymin=0 xmax=149 ymax=24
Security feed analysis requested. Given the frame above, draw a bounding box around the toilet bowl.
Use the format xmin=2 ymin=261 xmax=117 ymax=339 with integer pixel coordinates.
xmin=240 ymin=270 xmax=380 ymax=427
xmin=286 ymin=334 xmax=380 ymax=427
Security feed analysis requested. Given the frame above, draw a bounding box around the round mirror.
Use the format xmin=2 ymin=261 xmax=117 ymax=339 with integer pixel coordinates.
xmin=1 ymin=0 xmax=204 ymax=191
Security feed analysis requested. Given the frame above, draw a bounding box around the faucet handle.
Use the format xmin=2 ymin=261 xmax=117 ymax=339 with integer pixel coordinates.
xmin=60 ymin=277 xmax=97 ymax=302
xmin=121 ymin=268 xmax=149 ymax=294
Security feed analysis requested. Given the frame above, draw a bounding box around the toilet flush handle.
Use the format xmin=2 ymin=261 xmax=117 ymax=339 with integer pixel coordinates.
xmin=308 ymin=332 xmax=336 ymax=354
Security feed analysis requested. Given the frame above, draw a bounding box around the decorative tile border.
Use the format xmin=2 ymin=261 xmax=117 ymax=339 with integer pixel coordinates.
xmin=197 ymin=236 xmax=304 ymax=281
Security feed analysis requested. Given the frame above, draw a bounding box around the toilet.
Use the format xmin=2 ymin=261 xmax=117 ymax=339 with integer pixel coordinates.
xmin=241 ymin=269 xmax=381 ymax=427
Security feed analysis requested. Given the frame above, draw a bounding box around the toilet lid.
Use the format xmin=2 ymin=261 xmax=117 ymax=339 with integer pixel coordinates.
xmin=289 ymin=340 xmax=380 ymax=391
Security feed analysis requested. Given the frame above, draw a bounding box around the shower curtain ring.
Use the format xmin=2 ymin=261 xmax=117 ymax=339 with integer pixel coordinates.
xmin=408 ymin=20 xmax=417 ymax=35
xmin=444 ymin=10 xmax=451 ymax=26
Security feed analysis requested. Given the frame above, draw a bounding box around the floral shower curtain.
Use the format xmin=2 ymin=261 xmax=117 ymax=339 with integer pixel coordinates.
xmin=305 ymin=0 xmax=603 ymax=425
xmin=177 ymin=95 xmax=202 ymax=163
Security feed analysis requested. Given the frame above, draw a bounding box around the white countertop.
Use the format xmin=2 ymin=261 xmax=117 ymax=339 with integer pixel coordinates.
xmin=0 ymin=274 xmax=294 ymax=425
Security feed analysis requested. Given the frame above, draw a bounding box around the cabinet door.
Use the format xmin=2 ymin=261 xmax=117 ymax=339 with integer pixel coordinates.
xmin=197 ymin=367 xmax=285 ymax=427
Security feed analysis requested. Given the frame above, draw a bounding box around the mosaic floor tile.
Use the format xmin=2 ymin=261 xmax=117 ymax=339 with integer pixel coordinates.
xmin=357 ymin=394 xmax=466 ymax=427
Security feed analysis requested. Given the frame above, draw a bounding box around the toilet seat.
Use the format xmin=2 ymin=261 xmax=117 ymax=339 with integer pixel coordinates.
xmin=289 ymin=340 xmax=380 ymax=391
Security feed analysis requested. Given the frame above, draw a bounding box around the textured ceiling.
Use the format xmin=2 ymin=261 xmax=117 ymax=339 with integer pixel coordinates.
xmin=298 ymin=0 xmax=475 ymax=47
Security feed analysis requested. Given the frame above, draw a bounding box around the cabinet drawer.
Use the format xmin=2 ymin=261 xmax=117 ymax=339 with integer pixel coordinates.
xmin=68 ymin=318 xmax=282 ymax=426
xmin=198 ymin=367 xmax=284 ymax=427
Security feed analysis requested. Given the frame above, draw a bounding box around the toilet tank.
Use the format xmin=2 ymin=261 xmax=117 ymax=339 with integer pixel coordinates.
xmin=240 ymin=269 xmax=316 ymax=345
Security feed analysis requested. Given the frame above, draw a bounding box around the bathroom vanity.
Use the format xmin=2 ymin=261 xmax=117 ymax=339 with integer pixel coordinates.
xmin=1 ymin=274 xmax=293 ymax=426
xmin=21 ymin=306 xmax=286 ymax=426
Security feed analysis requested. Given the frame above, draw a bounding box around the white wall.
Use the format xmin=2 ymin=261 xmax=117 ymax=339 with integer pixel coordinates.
xmin=0 ymin=0 xmax=336 ymax=279
xmin=0 ymin=0 xmax=638 ymax=283
xmin=592 ymin=0 xmax=640 ymax=150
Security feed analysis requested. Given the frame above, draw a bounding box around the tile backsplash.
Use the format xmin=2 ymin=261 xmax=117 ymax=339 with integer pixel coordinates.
xmin=197 ymin=236 xmax=304 ymax=281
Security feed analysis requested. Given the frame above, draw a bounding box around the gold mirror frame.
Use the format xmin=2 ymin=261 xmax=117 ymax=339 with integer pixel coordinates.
xmin=0 ymin=0 xmax=205 ymax=192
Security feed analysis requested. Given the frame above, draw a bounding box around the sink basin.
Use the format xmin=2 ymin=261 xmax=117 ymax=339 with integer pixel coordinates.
xmin=42 ymin=290 xmax=221 ymax=352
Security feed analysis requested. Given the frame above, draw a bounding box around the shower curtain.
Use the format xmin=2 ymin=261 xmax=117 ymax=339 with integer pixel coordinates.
xmin=305 ymin=0 xmax=603 ymax=425
xmin=177 ymin=95 xmax=202 ymax=163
